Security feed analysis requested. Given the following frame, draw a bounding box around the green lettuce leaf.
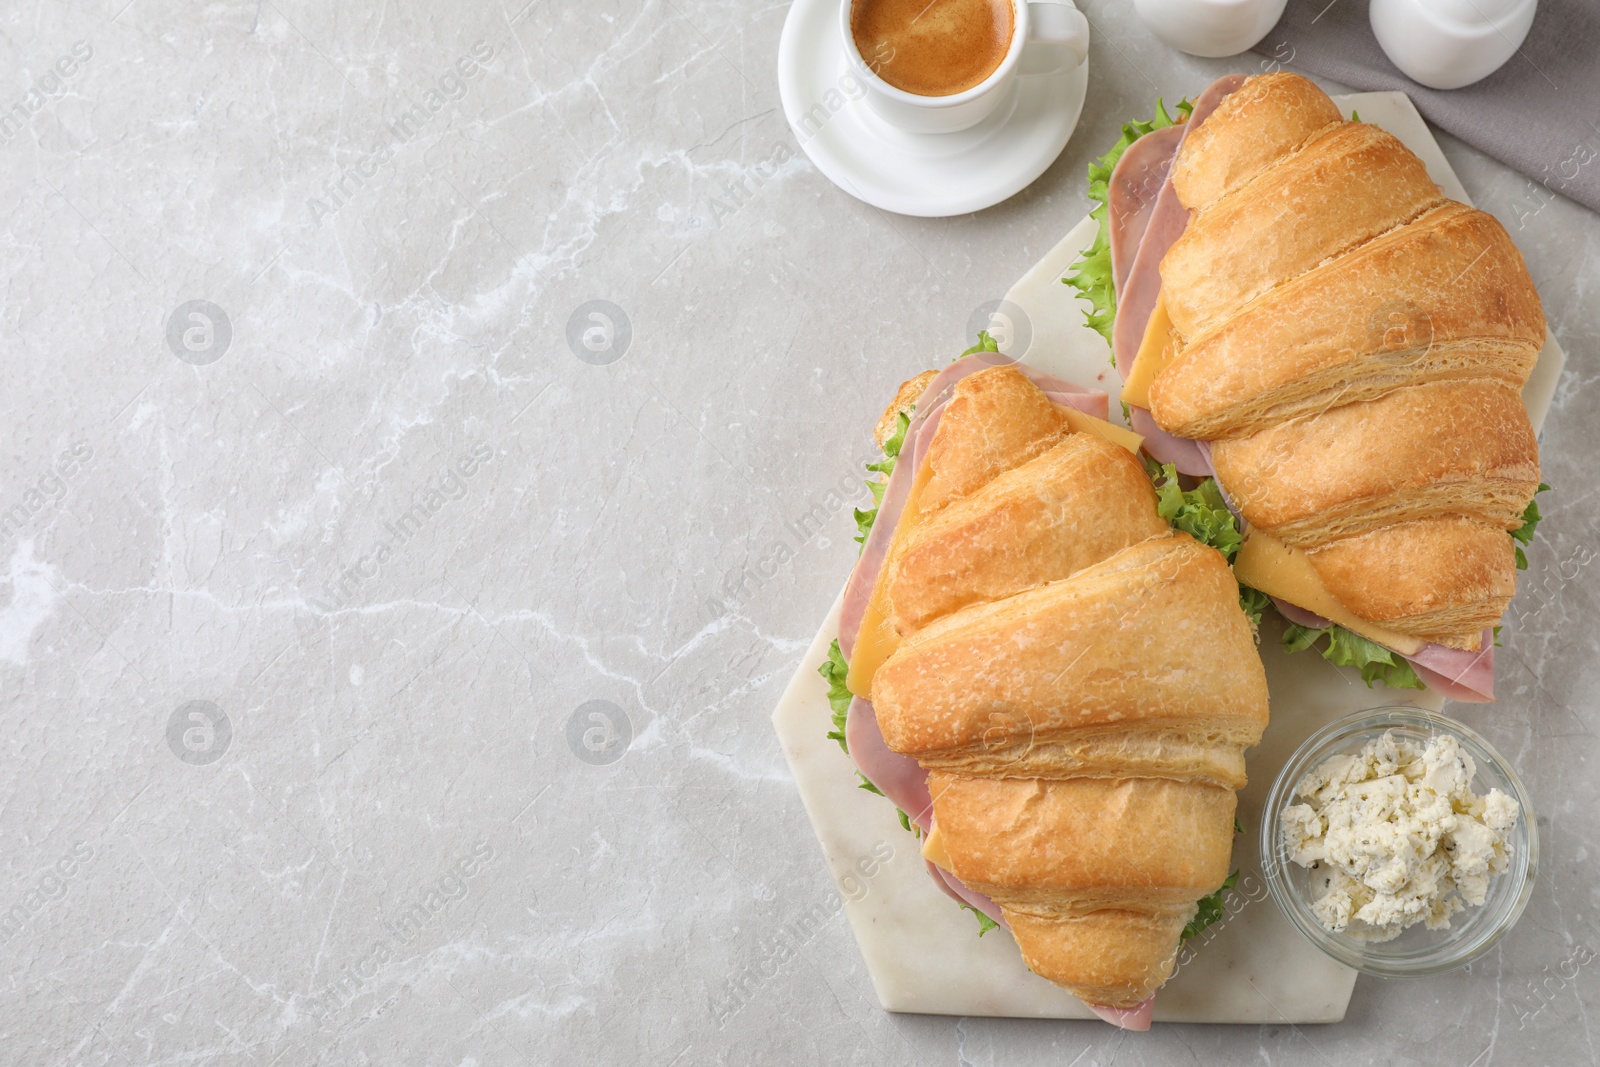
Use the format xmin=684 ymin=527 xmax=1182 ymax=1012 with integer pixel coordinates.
xmin=961 ymin=903 xmax=1000 ymax=937
xmin=960 ymin=330 xmax=1000 ymax=357
xmin=1283 ymin=623 xmax=1426 ymax=690
xmin=1146 ymin=462 xmax=1265 ymax=625
xmin=819 ymin=638 xmax=852 ymax=753
xmin=1150 ymin=463 xmax=1244 ymax=562
xmin=825 ymin=627 xmax=917 ymax=838
xmin=854 ymin=410 xmax=911 ymax=552
xmin=857 ymin=773 xmax=915 ymax=837
xmin=1182 ymin=871 xmax=1239 ymax=941
xmin=1238 ymin=584 xmax=1271 ymax=628
xmin=1063 ymin=99 xmax=1193 ymax=353
xmin=1510 ymin=482 xmax=1550 ymax=570
xmin=870 ymin=413 xmax=910 ymax=473
xmin=853 ymin=506 xmax=876 ymax=548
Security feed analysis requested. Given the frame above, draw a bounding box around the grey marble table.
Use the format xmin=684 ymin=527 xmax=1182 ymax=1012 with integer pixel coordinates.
xmin=2 ymin=1 xmax=1595 ymax=1064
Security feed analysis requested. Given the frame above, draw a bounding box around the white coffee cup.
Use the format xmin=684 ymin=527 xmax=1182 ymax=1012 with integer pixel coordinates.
xmin=1370 ymin=0 xmax=1537 ymax=90
xmin=839 ymin=0 xmax=1090 ymax=135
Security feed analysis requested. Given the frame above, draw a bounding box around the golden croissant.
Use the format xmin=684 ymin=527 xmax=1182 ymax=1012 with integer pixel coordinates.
xmin=841 ymin=361 xmax=1268 ymax=1021
xmin=1113 ymin=72 xmax=1544 ymax=697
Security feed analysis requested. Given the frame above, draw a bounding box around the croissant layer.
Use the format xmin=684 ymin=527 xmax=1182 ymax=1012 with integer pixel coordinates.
xmin=886 ymin=433 xmax=1167 ymax=633
xmin=1007 ymin=908 xmax=1195 ymax=1007
xmin=873 ymin=534 xmax=1269 ymax=761
xmin=1305 ymin=517 xmax=1517 ymax=649
xmin=1148 ymin=202 xmax=1545 ymax=440
xmin=1161 ymin=120 xmax=1445 ymax=341
xmin=928 ymin=772 xmax=1236 ymax=1009
xmin=927 ymin=773 xmax=1237 ymax=900
xmin=919 ymin=365 xmax=1066 ymax=514
xmin=1169 ymin=71 xmax=1345 ymax=213
xmin=1208 ymin=378 xmax=1540 ymax=546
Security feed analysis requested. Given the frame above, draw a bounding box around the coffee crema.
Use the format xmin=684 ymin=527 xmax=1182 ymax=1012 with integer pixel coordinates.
xmin=850 ymin=0 xmax=1015 ymax=98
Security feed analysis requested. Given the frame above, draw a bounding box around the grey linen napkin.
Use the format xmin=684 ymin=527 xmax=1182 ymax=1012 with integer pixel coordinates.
xmin=1251 ymin=0 xmax=1600 ymax=215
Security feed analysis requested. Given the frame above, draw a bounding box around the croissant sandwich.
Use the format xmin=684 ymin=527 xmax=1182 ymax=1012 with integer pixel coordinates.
xmin=822 ymin=351 xmax=1269 ymax=1029
xmin=1067 ymin=72 xmax=1548 ymax=703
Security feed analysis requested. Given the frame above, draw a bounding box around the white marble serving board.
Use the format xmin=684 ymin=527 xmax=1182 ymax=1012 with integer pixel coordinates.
xmin=771 ymin=91 xmax=1565 ymax=1024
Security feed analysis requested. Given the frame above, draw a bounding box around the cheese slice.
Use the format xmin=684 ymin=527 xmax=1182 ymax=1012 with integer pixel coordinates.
xmin=921 ymin=822 xmax=953 ymax=871
xmin=1055 ymin=405 xmax=1144 ymax=455
xmin=1234 ymin=530 xmax=1426 ymax=655
xmin=1120 ymin=295 xmax=1180 ymax=409
xmin=846 ymin=462 xmax=934 ymax=697
xmin=846 ymin=592 xmax=900 ymax=698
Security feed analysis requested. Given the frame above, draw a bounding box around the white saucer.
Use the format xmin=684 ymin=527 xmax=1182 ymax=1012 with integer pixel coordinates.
xmin=777 ymin=0 xmax=1089 ymax=217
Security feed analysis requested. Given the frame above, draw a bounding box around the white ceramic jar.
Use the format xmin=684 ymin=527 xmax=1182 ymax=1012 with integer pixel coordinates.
xmin=1132 ymin=0 xmax=1288 ymax=58
xmin=1370 ymin=0 xmax=1538 ymax=90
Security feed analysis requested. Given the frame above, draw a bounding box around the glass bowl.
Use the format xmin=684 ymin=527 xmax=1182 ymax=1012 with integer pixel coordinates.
xmin=1260 ymin=706 xmax=1537 ymax=978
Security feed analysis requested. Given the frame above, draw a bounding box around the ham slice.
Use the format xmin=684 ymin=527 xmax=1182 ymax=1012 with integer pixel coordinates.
xmin=1271 ymin=596 xmax=1332 ymax=630
xmin=1091 ymin=996 xmax=1156 ymax=1031
xmin=924 ymin=860 xmax=1009 ymax=930
xmin=1108 ymin=124 xmax=1184 ymax=295
xmin=1111 ymin=191 xmax=1184 ymax=376
xmin=1129 ymin=405 xmax=1210 ymax=476
xmin=848 ymin=699 xmax=1012 ymax=936
xmin=1410 ymin=661 xmax=1494 ymax=703
xmin=1408 ymin=631 xmax=1496 ymax=702
xmin=1111 ymin=74 xmax=1248 ymax=378
xmin=845 ymin=697 xmax=933 ymax=829
xmin=1045 ymin=382 xmax=1110 ymax=421
xmin=1271 ymin=598 xmax=1496 ymax=702
xmin=902 ymin=351 xmax=1109 ymax=430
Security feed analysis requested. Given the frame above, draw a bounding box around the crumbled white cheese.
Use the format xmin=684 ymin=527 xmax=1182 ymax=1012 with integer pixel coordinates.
xmin=1280 ymin=730 xmax=1519 ymax=942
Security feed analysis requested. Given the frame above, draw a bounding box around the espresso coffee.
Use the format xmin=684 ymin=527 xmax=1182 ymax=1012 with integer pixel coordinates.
xmin=850 ymin=0 xmax=1015 ymax=97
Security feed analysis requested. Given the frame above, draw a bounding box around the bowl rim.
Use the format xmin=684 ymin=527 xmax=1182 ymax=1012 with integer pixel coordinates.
xmin=1259 ymin=704 xmax=1539 ymax=978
